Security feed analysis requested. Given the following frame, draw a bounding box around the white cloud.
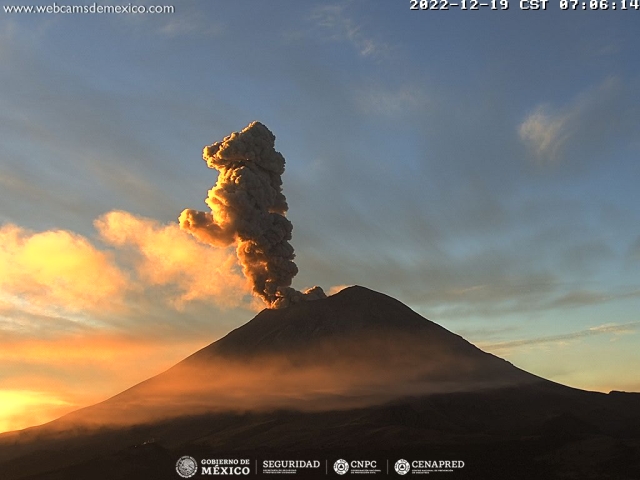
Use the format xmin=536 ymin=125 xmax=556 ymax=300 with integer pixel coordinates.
xmin=311 ymin=4 xmax=391 ymax=59
xmin=482 ymin=321 xmax=640 ymax=352
xmin=518 ymin=106 xmax=569 ymax=161
xmin=519 ymin=76 xmax=639 ymax=164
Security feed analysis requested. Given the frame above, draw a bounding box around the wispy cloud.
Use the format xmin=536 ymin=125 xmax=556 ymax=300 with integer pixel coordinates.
xmin=310 ymin=4 xmax=391 ymax=59
xmin=482 ymin=322 xmax=640 ymax=352
xmin=519 ymin=76 xmax=640 ymax=164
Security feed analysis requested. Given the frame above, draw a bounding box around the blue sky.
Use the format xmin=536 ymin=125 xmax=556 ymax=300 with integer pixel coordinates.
xmin=0 ymin=1 xmax=639 ymax=431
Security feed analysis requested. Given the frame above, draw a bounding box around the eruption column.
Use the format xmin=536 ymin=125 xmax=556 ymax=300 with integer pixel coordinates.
xmin=179 ymin=121 xmax=325 ymax=308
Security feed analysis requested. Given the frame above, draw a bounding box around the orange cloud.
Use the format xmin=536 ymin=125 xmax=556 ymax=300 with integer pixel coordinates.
xmin=0 ymin=389 xmax=76 ymax=433
xmin=328 ymin=284 xmax=352 ymax=295
xmin=2 ymin=332 xmax=153 ymax=365
xmin=0 ymin=224 xmax=129 ymax=313
xmin=0 ymin=211 xmax=259 ymax=432
xmin=95 ymin=210 xmax=250 ymax=308
xmin=0 ymin=211 xmax=253 ymax=318
xmin=0 ymin=332 xmax=208 ymax=433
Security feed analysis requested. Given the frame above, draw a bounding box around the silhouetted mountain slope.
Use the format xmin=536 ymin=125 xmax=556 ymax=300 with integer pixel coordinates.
xmin=183 ymin=286 xmax=487 ymax=360
xmin=183 ymin=285 xmax=534 ymax=374
xmin=1 ymin=286 xmax=639 ymax=479
xmin=194 ymin=285 xmax=462 ymax=356
xmin=43 ymin=286 xmax=540 ymax=428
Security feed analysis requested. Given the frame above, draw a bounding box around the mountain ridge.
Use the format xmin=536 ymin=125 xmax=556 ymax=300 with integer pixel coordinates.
xmin=186 ymin=285 xmax=493 ymax=359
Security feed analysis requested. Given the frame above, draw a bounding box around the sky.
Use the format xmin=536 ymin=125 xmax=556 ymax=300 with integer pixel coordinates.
xmin=0 ymin=0 xmax=639 ymax=433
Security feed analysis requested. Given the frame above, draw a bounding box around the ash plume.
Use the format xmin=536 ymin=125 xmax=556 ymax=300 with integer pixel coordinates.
xmin=179 ymin=121 xmax=325 ymax=308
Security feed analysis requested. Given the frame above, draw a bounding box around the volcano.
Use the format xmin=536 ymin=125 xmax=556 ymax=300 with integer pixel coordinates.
xmin=1 ymin=286 xmax=639 ymax=479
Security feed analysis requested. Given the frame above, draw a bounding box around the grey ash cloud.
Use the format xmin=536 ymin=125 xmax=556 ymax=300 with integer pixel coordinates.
xmin=179 ymin=122 xmax=325 ymax=309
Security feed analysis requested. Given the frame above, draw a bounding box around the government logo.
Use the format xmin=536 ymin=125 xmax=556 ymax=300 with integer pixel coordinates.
xmin=395 ymin=459 xmax=410 ymax=475
xmin=176 ymin=456 xmax=198 ymax=478
xmin=334 ymin=458 xmax=349 ymax=475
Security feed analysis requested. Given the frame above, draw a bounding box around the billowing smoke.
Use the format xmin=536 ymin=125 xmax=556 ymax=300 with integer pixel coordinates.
xmin=179 ymin=122 xmax=325 ymax=308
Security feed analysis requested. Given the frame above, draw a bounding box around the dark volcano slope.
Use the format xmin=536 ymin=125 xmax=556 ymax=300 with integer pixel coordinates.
xmin=193 ymin=284 xmax=467 ymax=357
xmin=46 ymin=286 xmax=542 ymax=427
xmin=189 ymin=285 xmax=511 ymax=358
xmin=184 ymin=285 xmax=541 ymax=391
xmin=182 ymin=285 xmax=537 ymax=380
xmin=1 ymin=286 xmax=639 ymax=480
